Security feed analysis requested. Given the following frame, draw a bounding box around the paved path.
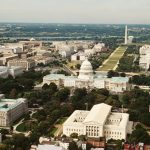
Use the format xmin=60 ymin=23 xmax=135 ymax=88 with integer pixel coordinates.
xmin=54 ymin=124 xmax=63 ymax=137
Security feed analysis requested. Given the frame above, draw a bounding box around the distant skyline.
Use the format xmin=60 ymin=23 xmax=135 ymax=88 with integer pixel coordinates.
xmin=0 ymin=0 xmax=150 ymax=24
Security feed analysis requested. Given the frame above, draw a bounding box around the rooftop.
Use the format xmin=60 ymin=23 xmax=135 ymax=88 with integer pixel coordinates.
xmin=111 ymin=77 xmax=129 ymax=83
xmin=43 ymin=74 xmax=66 ymax=80
xmin=64 ymin=110 xmax=89 ymax=126
xmin=83 ymin=103 xmax=112 ymax=125
xmin=0 ymin=98 xmax=26 ymax=111
xmin=37 ymin=144 xmax=64 ymax=150
xmin=105 ymin=112 xmax=129 ymax=128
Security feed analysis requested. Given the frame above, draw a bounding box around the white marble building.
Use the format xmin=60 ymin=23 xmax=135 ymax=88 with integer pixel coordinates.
xmin=63 ymin=103 xmax=132 ymax=141
xmin=93 ymin=43 xmax=105 ymax=53
xmin=139 ymin=45 xmax=150 ymax=70
xmin=7 ymin=59 xmax=35 ymax=71
xmin=71 ymin=51 xmax=87 ymax=61
xmin=40 ymin=59 xmax=130 ymax=93
xmin=57 ymin=44 xmax=74 ymax=58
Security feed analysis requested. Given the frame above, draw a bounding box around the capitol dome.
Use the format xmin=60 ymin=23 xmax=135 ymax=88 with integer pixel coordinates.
xmin=78 ymin=58 xmax=94 ymax=80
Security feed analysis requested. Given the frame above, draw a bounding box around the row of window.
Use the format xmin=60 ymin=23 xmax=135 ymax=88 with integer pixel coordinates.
xmin=86 ymin=132 xmax=99 ymax=137
xmin=86 ymin=129 xmax=99 ymax=132
xmin=66 ymin=128 xmax=83 ymax=133
xmin=106 ymin=135 xmax=122 ymax=139
xmin=86 ymin=126 xmax=99 ymax=129
xmin=107 ymin=119 xmax=121 ymax=123
xmin=104 ymin=131 xmax=122 ymax=135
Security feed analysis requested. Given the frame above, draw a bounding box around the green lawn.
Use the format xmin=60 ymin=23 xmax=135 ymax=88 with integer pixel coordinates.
xmin=98 ymin=46 xmax=127 ymax=71
xmin=16 ymin=121 xmax=37 ymax=132
xmin=50 ymin=127 xmax=58 ymax=136
xmin=16 ymin=122 xmax=27 ymax=132
xmin=56 ymin=117 xmax=67 ymax=124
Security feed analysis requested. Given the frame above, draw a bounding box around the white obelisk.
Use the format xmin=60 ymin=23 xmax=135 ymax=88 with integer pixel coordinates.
xmin=124 ymin=25 xmax=128 ymax=45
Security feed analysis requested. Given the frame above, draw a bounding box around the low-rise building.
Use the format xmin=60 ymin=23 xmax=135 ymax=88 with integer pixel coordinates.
xmin=0 ymin=66 xmax=23 ymax=78
xmin=139 ymin=45 xmax=150 ymax=70
xmin=0 ymin=98 xmax=28 ymax=126
xmin=0 ymin=55 xmax=18 ymax=65
xmin=36 ymin=50 xmax=51 ymax=57
xmin=30 ymin=56 xmax=54 ymax=66
xmin=71 ymin=51 xmax=87 ymax=61
xmin=8 ymin=66 xmax=24 ymax=78
xmin=63 ymin=103 xmax=132 ymax=141
xmin=93 ymin=43 xmax=105 ymax=53
xmin=7 ymin=59 xmax=35 ymax=71
xmin=105 ymin=77 xmax=130 ymax=94
xmin=84 ymin=49 xmax=95 ymax=56
xmin=0 ymin=66 xmax=8 ymax=78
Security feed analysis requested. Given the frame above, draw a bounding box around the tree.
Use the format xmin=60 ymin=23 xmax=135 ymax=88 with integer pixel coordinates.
xmin=120 ymin=72 xmax=126 ymax=77
xmin=68 ymin=141 xmax=79 ymax=150
xmin=24 ymin=113 xmax=30 ymax=121
xmin=107 ymin=70 xmax=119 ymax=78
xmin=78 ymin=135 xmax=86 ymax=141
xmin=0 ymin=144 xmax=7 ymax=150
xmin=17 ymin=78 xmax=34 ymax=91
xmin=70 ymin=133 xmax=78 ymax=138
xmin=98 ymin=88 xmax=109 ymax=96
xmin=55 ymin=88 xmax=70 ymax=102
xmin=139 ymin=113 xmax=150 ymax=127
xmin=75 ymin=64 xmax=81 ymax=70
xmin=0 ymin=129 xmax=9 ymax=135
xmin=121 ymin=94 xmax=130 ymax=106
xmin=129 ymin=125 xmax=150 ymax=144
xmin=4 ymin=134 xmax=30 ymax=150
xmin=9 ymin=88 xmax=17 ymax=99
xmin=42 ymin=83 xmax=50 ymax=90
xmin=49 ymin=82 xmax=57 ymax=92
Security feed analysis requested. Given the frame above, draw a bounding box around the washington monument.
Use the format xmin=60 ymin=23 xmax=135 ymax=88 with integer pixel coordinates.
xmin=124 ymin=25 xmax=128 ymax=45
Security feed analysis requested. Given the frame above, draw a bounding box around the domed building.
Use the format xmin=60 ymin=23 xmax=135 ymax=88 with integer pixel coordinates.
xmin=78 ymin=58 xmax=94 ymax=80
xmin=38 ymin=59 xmax=130 ymax=93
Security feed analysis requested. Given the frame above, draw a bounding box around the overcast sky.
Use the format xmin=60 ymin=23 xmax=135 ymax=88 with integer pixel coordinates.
xmin=0 ymin=0 xmax=150 ymax=24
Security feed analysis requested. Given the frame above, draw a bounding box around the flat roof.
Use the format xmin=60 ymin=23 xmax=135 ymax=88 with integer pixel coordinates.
xmin=0 ymin=98 xmax=26 ymax=111
xmin=105 ymin=112 xmax=129 ymax=128
xmin=43 ymin=74 xmax=66 ymax=80
xmin=38 ymin=145 xmax=64 ymax=150
xmin=64 ymin=110 xmax=89 ymax=126
xmin=111 ymin=77 xmax=129 ymax=83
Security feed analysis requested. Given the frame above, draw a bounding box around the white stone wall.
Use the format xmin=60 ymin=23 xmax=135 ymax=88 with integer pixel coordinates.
xmin=63 ymin=125 xmax=85 ymax=137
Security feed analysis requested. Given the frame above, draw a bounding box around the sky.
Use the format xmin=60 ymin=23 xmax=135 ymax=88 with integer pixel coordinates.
xmin=0 ymin=0 xmax=150 ymax=24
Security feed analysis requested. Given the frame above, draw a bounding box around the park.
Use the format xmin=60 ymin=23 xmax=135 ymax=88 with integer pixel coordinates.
xmin=98 ymin=46 xmax=127 ymax=71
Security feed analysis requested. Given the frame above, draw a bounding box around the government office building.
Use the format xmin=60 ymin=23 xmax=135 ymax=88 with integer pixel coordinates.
xmin=63 ymin=103 xmax=132 ymax=141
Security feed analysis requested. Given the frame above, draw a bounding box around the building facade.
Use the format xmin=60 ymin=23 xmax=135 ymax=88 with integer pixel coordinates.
xmin=139 ymin=45 xmax=150 ymax=70
xmin=0 ymin=66 xmax=24 ymax=78
xmin=39 ymin=59 xmax=130 ymax=93
xmin=0 ymin=98 xmax=28 ymax=126
xmin=63 ymin=103 xmax=132 ymax=141
xmin=7 ymin=59 xmax=35 ymax=71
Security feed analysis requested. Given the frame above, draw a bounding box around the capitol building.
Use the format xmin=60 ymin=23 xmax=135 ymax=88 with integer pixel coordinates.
xmin=39 ymin=59 xmax=130 ymax=93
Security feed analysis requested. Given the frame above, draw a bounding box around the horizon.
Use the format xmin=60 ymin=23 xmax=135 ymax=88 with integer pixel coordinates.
xmin=0 ymin=22 xmax=150 ymax=25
